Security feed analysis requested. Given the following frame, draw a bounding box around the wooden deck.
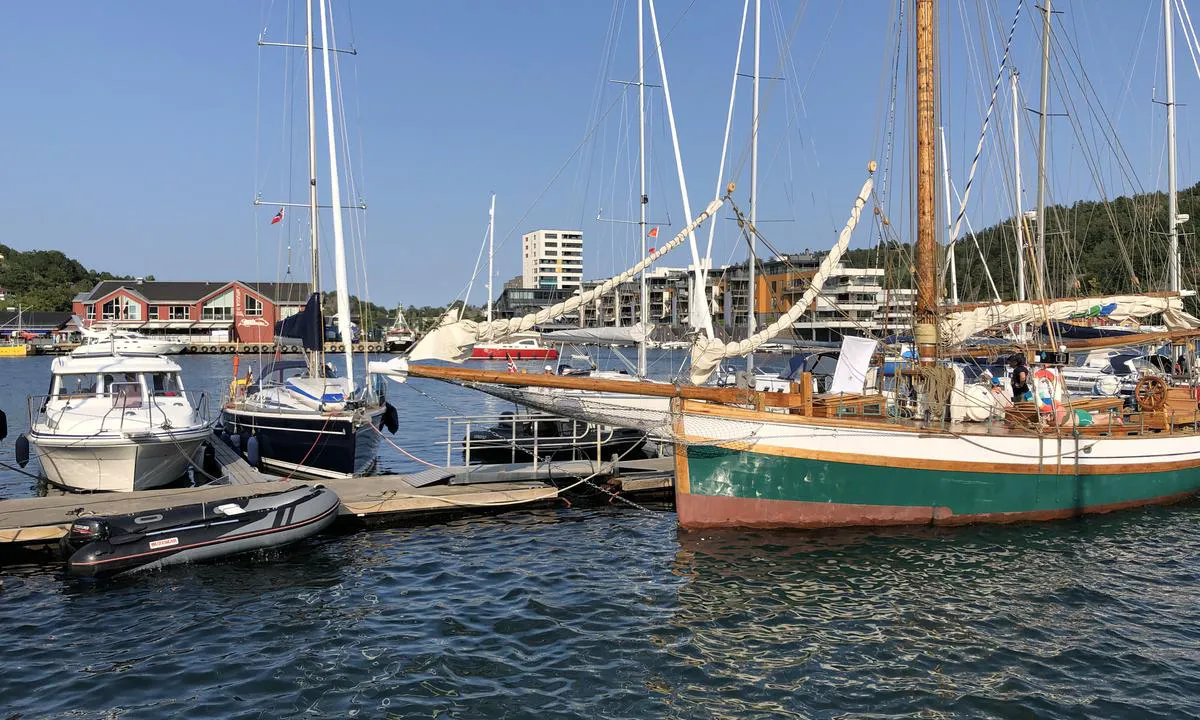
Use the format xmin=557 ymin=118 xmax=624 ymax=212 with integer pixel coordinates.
xmin=0 ymin=434 xmax=677 ymax=552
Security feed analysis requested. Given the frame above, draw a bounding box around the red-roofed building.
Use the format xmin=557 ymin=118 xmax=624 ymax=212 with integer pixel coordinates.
xmin=72 ymin=280 xmax=311 ymax=344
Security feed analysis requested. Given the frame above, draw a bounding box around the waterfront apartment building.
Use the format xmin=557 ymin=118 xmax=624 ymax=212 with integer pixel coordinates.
xmin=716 ymin=253 xmax=915 ymax=341
xmin=71 ymin=280 xmax=311 ymax=343
xmin=522 ymin=230 xmax=583 ymax=291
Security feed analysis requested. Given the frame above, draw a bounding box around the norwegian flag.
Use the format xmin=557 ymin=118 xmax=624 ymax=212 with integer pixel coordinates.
xmin=270 ymin=207 xmax=285 ymax=224
xmin=506 ymin=355 xmax=517 ymax=373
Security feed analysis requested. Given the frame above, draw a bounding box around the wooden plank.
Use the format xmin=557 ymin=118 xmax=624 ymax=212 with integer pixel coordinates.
xmin=615 ymin=474 xmax=673 ymax=493
xmin=209 ymin=436 xmax=274 ymax=485
xmin=325 ymin=475 xmax=557 ymax=517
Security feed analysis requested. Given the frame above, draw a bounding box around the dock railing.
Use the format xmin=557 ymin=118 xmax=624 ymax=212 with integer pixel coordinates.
xmin=436 ymin=411 xmax=628 ymax=471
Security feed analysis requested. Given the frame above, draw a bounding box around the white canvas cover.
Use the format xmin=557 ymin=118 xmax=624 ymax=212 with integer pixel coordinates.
xmin=829 ymin=335 xmax=878 ymax=394
xmin=939 ymin=294 xmax=1200 ymax=347
xmin=688 ymin=173 xmax=875 ymax=384
xmin=407 ymin=199 xmax=725 ymax=363
xmin=541 ymin=322 xmax=654 ymax=347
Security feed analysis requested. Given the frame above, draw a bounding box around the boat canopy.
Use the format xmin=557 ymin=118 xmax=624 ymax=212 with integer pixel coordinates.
xmin=541 ymin=323 xmax=655 ymax=347
xmin=49 ymin=354 xmax=183 ymax=375
xmin=406 ymin=198 xmax=725 ymax=363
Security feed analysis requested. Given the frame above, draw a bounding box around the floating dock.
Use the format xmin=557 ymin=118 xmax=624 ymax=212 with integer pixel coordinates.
xmin=0 ymin=433 xmax=673 ymax=557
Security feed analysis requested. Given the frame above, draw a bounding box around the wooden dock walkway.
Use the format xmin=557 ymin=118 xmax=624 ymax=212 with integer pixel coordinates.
xmin=0 ymin=435 xmax=675 ymax=553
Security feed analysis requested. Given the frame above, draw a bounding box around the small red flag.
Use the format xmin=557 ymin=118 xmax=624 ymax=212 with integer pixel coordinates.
xmin=271 ymin=208 xmax=284 ymax=224
xmin=647 ymin=226 xmax=659 ymax=238
xmin=648 ymin=246 xmax=656 ymax=254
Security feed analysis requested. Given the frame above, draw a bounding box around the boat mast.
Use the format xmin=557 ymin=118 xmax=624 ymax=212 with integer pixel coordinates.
xmin=317 ymin=0 xmax=355 ymax=387
xmin=647 ymin=0 xmax=710 ymax=337
xmin=304 ymin=0 xmax=323 ymax=376
xmin=1165 ymin=0 xmax=1180 ymax=292
xmin=746 ymin=0 xmax=761 ymax=374
xmin=487 ymin=192 xmax=495 ymax=324
xmin=637 ymin=0 xmax=648 ymax=378
xmin=939 ymin=126 xmax=959 ymax=305
xmin=1035 ymin=0 xmax=1051 ymax=297
xmin=914 ymin=0 xmax=938 ymax=365
xmin=1012 ymin=69 xmax=1026 ymax=303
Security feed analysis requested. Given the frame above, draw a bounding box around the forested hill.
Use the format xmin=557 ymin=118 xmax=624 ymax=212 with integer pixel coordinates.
xmin=0 ymin=244 xmax=128 ymax=311
xmin=843 ymin=180 xmax=1200 ymax=302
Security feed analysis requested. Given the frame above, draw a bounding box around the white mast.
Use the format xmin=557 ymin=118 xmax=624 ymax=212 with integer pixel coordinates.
xmin=1035 ymin=0 xmax=1052 ymax=296
xmin=1011 ymin=69 xmax=1026 ymax=303
xmin=304 ymin=0 xmax=323 ymax=376
xmin=939 ymin=126 xmax=959 ymax=305
xmin=1166 ymin=0 xmax=1181 ymax=292
xmin=647 ymin=0 xmax=710 ymax=337
xmin=746 ymin=0 xmax=760 ymax=374
xmin=317 ymin=0 xmax=354 ymax=386
xmin=487 ymin=193 xmax=496 ymax=324
xmin=637 ymin=0 xmax=648 ymax=378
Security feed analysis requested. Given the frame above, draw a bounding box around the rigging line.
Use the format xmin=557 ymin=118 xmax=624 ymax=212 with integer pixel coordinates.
xmin=1179 ymin=0 xmax=1200 ymax=81
xmin=945 ymin=0 xmax=1024 ymax=252
xmin=573 ymin=0 xmax=624 ymax=231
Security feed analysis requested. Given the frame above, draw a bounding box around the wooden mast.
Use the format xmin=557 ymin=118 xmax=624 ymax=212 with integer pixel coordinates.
xmin=914 ymin=0 xmax=938 ymax=365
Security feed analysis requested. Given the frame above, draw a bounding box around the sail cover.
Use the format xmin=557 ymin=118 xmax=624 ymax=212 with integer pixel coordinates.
xmin=940 ymin=294 xmax=1200 ymax=347
xmin=688 ymin=172 xmax=875 ymax=384
xmin=408 ymin=198 xmax=725 ymax=363
xmin=541 ymin=322 xmax=654 ymax=347
xmin=275 ymin=293 xmax=323 ymax=351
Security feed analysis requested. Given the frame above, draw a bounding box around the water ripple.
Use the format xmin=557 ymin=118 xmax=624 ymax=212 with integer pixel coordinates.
xmin=1 ymin=357 xmax=1200 ymax=718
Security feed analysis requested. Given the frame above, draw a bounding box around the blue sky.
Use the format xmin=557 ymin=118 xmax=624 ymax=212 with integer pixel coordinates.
xmin=1 ymin=1 xmax=1196 ymax=307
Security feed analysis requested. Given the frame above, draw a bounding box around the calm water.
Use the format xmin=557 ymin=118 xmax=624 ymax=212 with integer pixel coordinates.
xmin=1 ymin=353 xmax=1199 ymax=719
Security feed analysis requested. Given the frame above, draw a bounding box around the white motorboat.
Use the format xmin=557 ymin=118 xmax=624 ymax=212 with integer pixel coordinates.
xmin=74 ymin=326 xmax=187 ymax=356
xmin=26 ymin=352 xmax=210 ymax=492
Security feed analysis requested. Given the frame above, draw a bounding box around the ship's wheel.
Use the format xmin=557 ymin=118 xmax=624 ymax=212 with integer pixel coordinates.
xmin=1134 ymin=375 xmax=1168 ymax=411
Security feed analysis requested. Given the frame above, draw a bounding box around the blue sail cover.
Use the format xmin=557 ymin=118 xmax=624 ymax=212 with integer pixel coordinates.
xmin=275 ymin=293 xmax=323 ymax=351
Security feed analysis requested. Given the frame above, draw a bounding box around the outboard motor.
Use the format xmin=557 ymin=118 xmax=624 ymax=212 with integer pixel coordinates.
xmin=62 ymin=517 xmax=112 ymax=556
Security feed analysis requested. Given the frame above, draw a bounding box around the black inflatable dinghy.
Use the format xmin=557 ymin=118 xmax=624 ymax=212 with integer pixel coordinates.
xmin=63 ymin=485 xmax=339 ymax=578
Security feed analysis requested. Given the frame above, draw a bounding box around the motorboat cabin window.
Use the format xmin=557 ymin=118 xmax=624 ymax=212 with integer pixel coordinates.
xmin=150 ymin=372 xmax=183 ymax=396
xmin=202 ymin=290 xmax=234 ymax=321
xmin=55 ymin=373 xmax=99 ymax=397
xmin=103 ymin=373 xmax=143 ymax=409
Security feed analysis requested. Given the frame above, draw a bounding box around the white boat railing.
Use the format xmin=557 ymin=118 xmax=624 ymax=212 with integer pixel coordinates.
xmin=29 ymin=387 xmax=208 ymax=437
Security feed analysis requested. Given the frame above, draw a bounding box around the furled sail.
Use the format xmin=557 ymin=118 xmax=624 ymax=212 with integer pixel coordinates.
xmin=408 ymin=198 xmax=725 ymax=363
xmin=940 ymin=293 xmax=1200 ymax=347
xmin=688 ymin=171 xmax=875 ymax=384
xmin=541 ymin=322 xmax=655 ymax=347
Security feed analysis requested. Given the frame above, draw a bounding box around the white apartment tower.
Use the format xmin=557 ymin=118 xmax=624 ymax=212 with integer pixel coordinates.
xmin=522 ymin=229 xmax=583 ymax=290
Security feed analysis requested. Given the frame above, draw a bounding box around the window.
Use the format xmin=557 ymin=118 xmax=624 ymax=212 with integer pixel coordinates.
xmin=150 ymin=372 xmax=183 ymax=396
xmin=244 ymin=294 xmax=263 ymax=316
xmin=544 ymin=233 xmax=559 ymax=239
xmin=202 ymin=290 xmax=234 ymax=321
xmin=169 ymin=305 xmax=189 ymax=320
xmin=55 ymin=373 xmax=98 ymax=397
xmin=148 ymin=305 xmax=159 ymax=320
xmin=101 ymin=296 xmax=140 ymax=321
xmin=86 ymin=304 xmax=95 ymax=321
xmin=545 ymin=241 xmax=557 ymax=248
